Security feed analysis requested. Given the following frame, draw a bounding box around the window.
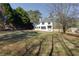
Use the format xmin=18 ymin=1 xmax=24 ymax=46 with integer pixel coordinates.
xmin=36 ymin=26 xmax=40 ymax=29
xmin=39 ymin=27 xmax=40 ymax=28
xmin=48 ymin=22 xmax=50 ymax=24
xmin=48 ymin=26 xmax=51 ymax=29
xmin=42 ymin=22 xmax=44 ymax=24
xmin=41 ymin=26 xmax=46 ymax=29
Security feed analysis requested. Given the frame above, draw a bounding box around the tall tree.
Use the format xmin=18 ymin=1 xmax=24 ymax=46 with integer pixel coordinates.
xmin=28 ymin=10 xmax=41 ymax=24
xmin=0 ymin=3 xmax=16 ymax=30
xmin=2 ymin=3 xmax=14 ymax=24
xmin=49 ymin=3 xmax=79 ymax=33
xmin=0 ymin=4 xmax=4 ymax=30
xmin=13 ymin=7 xmax=33 ymax=29
xmin=15 ymin=7 xmax=30 ymax=24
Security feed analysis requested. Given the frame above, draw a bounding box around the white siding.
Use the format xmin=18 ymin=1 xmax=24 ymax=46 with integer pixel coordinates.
xmin=35 ymin=22 xmax=53 ymax=32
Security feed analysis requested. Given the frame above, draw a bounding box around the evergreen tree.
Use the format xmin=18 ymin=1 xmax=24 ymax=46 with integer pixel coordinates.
xmin=13 ymin=7 xmax=33 ymax=29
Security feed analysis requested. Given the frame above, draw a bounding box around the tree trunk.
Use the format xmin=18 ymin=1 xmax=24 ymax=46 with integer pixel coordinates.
xmin=63 ymin=25 xmax=66 ymax=33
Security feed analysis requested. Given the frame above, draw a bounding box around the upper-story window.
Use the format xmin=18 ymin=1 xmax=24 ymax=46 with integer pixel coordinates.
xmin=42 ymin=22 xmax=44 ymax=25
xmin=48 ymin=22 xmax=50 ymax=24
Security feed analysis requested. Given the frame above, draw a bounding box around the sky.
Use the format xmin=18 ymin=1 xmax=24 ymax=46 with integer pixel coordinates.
xmin=10 ymin=3 xmax=50 ymax=18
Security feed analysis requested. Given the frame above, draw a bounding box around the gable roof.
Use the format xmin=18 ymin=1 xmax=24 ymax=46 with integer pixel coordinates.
xmin=40 ymin=18 xmax=53 ymax=22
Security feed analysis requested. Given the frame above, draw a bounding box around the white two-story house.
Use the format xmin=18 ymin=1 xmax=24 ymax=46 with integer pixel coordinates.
xmin=35 ymin=18 xmax=53 ymax=32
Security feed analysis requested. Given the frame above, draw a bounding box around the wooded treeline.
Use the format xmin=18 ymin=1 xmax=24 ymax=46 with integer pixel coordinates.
xmin=0 ymin=3 xmax=79 ymax=33
xmin=49 ymin=4 xmax=79 ymax=33
xmin=0 ymin=3 xmax=41 ymax=30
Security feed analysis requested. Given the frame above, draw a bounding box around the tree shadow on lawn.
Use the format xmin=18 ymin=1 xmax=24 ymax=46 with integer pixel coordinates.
xmin=22 ymin=37 xmax=46 ymax=56
xmin=0 ymin=31 xmax=38 ymax=45
xmin=20 ymin=30 xmax=39 ymax=37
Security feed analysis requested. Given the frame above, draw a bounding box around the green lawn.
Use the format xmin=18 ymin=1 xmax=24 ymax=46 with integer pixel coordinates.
xmin=0 ymin=30 xmax=79 ymax=56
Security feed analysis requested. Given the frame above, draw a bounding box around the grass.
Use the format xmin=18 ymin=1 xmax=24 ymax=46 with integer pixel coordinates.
xmin=0 ymin=31 xmax=79 ymax=56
